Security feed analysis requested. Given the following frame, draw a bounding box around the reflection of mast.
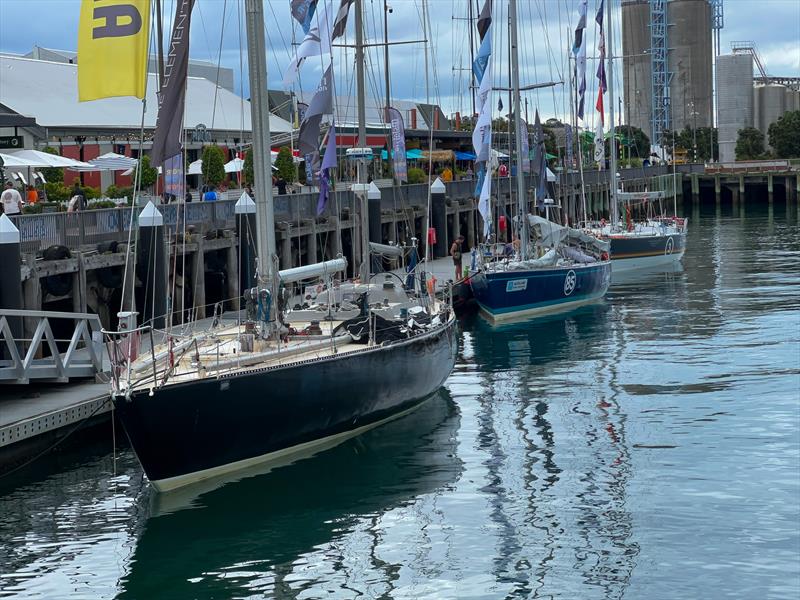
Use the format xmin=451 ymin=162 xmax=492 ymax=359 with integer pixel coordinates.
xmin=573 ymin=304 xmax=638 ymax=596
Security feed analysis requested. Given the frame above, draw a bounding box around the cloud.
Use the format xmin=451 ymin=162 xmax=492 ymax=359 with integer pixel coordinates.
xmin=1 ymin=0 xmax=798 ymax=127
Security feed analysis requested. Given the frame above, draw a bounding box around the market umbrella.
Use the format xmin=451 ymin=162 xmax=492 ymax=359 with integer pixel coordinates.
xmin=224 ymin=157 xmax=245 ymax=173
xmin=74 ymin=152 xmax=138 ymax=172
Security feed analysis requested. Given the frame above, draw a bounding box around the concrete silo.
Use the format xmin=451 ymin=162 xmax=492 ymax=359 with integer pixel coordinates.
xmin=621 ymin=0 xmax=713 ymax=144
xmin=669 ymin=0 xmax=713 ymax=132
xmin=754 ymin=84 xmax=800 ymax=151
xmin=787 ymin=88 xmax=800 ymax=113
xmin=716 ymin=53 xmax=754 ymax=163
xmin=622 ymin=0 xmax=653 ymax=138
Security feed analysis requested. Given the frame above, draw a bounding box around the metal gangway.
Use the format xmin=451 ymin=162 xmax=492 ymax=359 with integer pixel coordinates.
xmin=0 ymin=309 xmax=104 ymax=384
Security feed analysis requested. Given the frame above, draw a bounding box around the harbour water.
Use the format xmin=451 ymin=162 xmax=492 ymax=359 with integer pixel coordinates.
xmin=1 ymin=201 xmax=798 ymax=599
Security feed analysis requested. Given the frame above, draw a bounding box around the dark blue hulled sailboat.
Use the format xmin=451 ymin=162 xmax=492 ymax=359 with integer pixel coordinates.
xmin=470 ymin=216 xmax=611 ymax=321
xmin=467 ymin=0 xmax=611 ymax=323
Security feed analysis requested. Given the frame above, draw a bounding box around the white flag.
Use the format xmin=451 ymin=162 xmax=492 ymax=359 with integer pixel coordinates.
xmin=472 ymin=56 xmax=493 ymax=162
xmin=478 ymin=163 xmax=492 ymax=238
xmin=594 ymin=121 xmax=605 ymax=164
xmin=283 ymin=2 xmax=333 ymax=88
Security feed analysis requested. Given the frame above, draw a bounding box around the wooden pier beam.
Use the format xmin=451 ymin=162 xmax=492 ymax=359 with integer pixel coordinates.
xmin=714 ymin=175 xmax=721 ymax=206
xmin=691 ymin=173 xmax=699 ymax=204
xmin=191 ymin=236 xmax=206 ymax=320
xmin=225 ymin=242 xmax=239 ymax=311
xmin=767 ymin=173 xmax=774 ymax=203
xmin=72 ymin=253 xmax=87 ymax=314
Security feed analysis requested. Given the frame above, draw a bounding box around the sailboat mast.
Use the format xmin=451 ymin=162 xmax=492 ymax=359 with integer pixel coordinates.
xmin=355 ymin=0 xmax=370 ymax=282
xmin=508 ymin=0 xmax=528 ymax=257
xmin=607 ymin=0 xmax=619 ymax=224
xmin=244 ymin=0 xmax=277 ymax=299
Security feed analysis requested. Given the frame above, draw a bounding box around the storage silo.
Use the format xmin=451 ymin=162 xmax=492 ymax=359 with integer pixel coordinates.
xmin=755 ymin=84 xmax=788 ymax=135
xmin=787 ymin=88 xmax=800 ymax=112
xmin=716 ymin=53 xmax=754 ymax=163
xmin=622 ymin=0 xmax=653 ymax=139
xmin=668 ymin=0 xmax=713 ymax=131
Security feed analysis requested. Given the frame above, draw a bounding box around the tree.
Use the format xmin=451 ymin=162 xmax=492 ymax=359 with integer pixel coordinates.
xmin=201 ymin=145 xmax=226 ymax=187
xmin=243 ymin=149 xmax=254 ymax=185
xmin=621 ymin=125 xmax=650 ymax=159
xmin=768 ymin=110 xmax=800 ymax=158
xmin=275 ymin=147 xmax=295 ymax=183
xmin=735 ymin=127 xmax=766 ymax=161
xmin=491 ymin=117 xmax=509 ymax=133
xmin=134 ymin=154 xmax=159 ymax=190
xmin=41 ymin=147 xmax=64 ymax=183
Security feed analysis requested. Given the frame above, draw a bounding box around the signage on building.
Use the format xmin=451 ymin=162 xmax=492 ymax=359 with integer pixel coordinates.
xmin=0 ymin=136 xmax=24 ymax=149
xmin=191 ymin=124 xmax=210 ymax=143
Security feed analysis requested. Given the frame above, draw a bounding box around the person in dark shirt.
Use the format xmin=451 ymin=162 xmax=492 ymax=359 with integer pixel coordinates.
xmin=276 ymin=177 xmax=287 ymax=195
xmin=71 ymin=181 xmax=87 ymax=210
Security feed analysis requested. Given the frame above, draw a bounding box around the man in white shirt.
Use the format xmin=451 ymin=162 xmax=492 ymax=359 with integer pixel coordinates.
xmin=1 ymin=182 xmax=24 ymax=215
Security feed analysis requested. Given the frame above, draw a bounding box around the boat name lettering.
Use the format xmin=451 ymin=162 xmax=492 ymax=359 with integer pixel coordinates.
xmin=506 ymin=279 xmax=528 ymax=292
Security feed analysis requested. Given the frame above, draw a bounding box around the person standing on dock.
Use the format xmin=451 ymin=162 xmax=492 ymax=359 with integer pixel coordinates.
xmin=1 ymin=181 xmax=23 ymax=215
xmin=70 ymin=181 xmax=86 ymax=211
xmin=450 ymin=235 xmax=465 ymax=281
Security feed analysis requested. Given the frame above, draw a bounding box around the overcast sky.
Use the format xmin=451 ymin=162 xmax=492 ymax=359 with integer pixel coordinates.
xmin=1 ymin=0 xmax=798 ymax=126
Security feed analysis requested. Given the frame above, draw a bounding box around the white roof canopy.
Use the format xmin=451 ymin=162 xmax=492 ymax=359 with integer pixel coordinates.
xmin=0 ymin=149 xmax=92 ymax=169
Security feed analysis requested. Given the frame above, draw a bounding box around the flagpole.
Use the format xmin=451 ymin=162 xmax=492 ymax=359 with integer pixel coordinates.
xmin=508 ymin=0 xmax=528 ymax=258
xmin=607 ymin=0 xmax=618 ymax=224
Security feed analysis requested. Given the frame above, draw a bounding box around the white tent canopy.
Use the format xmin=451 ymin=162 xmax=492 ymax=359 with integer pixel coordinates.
xmin=187 ymin=159 xmax=203 ymax=175
xmin=224 ymin=157 xmax=245 ymax=173
xmin=73 ymin=152 xmax=138 ymax=172
xmin=0 ymin=149 xmax=93 ymax=169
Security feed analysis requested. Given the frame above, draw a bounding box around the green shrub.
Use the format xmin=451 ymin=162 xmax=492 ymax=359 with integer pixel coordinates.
xmin=22 ymin=204 xmax=43 ymax=214
xmin=134 ymin=155 xmax=159 ymax=190
xmin=407 ymin=167 xmax=426 ymax=184
xmin=201 ymin=145 xmax=226 ymax=187
xmin=115 ymin=186 xmax=134 ymax=200
xmin=243 ymin=149 xmax=254 ymax=185
xmin=84 ymin=186 xmax=101 ymax=199
xmin=275 ymin=147 xmax=295 ymax=183
xmin=44 ymin=182 xmax=71 ymax=202
xmin=88 ymin=200 xmax=118 ymax=209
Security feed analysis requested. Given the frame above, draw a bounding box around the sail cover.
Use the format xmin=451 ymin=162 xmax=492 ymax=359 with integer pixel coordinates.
xmin=527 ymin=215 xmax=610 ymax=253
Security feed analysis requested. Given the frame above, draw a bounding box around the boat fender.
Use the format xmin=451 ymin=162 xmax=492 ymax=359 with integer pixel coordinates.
xmin=601 ymin=251 xmax=609 ymax=261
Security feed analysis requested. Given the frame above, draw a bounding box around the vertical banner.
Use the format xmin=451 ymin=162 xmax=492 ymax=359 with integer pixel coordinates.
xmin=163 ymin=153 xmax=184 ymax=199
xmin=595 ymin=122 xmax=605 ymax=165
xmin=297 ymin=102 xmax=316 ymax=184
xmin=150 ymin=0 xmax=195 ymax=166
xmin=78 ymin=0 xmax=151 ymax=101
xmin=387 ymin=107 xmax=408 ymax=183
xmin=565 ymin=124 xmax=574 ymax=170
xmin=520 ymin=119 xmax=530 ymax=173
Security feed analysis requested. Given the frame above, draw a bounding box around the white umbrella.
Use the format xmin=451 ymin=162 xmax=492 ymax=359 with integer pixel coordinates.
xmin=0 ymin=152 xmax=43 ymax=168
xmin=187 ymin=159 xmax=203 ymax=175
xmin=224 ymin=157 xmax=245 ymax=173
xmin=74 ymin=152 xmax=138 ymax=172
xmin=0 ymin=149 xmax=93 ymax=169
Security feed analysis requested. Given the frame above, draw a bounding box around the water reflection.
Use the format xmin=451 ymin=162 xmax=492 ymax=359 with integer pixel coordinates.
xmin=117 ymin=392 xmax=462 ymax=599
xmin=0 ymin=204 xmax=798 ymax=599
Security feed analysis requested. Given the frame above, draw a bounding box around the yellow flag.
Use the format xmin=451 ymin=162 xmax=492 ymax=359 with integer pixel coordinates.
xmin=78 ymin=0 xmax=151 ymax=102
